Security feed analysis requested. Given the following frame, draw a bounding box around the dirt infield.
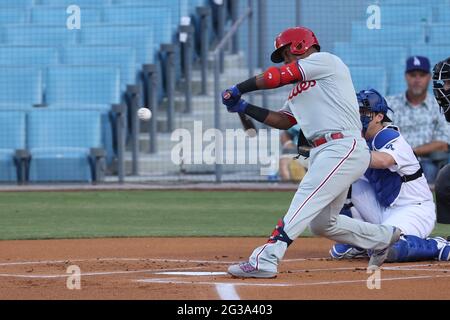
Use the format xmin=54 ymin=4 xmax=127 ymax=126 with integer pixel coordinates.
xmin=0 ymin=237 xmax=449 ymax=300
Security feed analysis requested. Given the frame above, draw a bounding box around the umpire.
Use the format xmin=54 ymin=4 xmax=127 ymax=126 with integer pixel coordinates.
xmin=433 ymin=57 xmax=450 ymax=223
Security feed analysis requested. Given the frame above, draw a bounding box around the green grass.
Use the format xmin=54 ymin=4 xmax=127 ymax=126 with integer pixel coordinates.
xmin=0 ymin=190 xmax=448 ymax=240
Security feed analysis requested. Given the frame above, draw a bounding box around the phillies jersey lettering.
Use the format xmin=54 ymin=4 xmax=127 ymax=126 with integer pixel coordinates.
xmin=280 ymin=52 xmax=362 ymax=140
xmin=289 ymin=80 xmax=316 ymax=99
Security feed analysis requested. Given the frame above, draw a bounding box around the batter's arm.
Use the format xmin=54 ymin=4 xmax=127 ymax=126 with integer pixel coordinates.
xmin=369 ymin=151 xmax=396 ymax=169
xmin=236 ymin=62 xmax=303 ymax=94
xmin=243 ymin=102 xmax=295 ymax=130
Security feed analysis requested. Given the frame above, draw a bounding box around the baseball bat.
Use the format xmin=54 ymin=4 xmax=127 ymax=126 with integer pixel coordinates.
xmin=238 ymin=113 xmax=257 ymax=137
xmin=223 ymin=90 xmax=257 ymax=137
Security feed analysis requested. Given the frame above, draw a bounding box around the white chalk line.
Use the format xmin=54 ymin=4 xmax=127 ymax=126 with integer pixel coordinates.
xmin=215 ymin=283 xmax=240 ymax=300
xmin=0 ymin=257 xmax=241 ymax=267
xmin=0 ymin=256 xmax=332 ymax=268
xmin=136 ymin=273 xmax=450 ymax=288
xmin=0 ymin=266 xmax=206 ymax=279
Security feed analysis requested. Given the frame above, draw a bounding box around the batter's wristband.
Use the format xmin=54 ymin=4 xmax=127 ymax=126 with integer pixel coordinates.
xmin=244 ymin=103 xmax=269 ymax=123
xmin=236 ymin=77 xmax=258 ymax=94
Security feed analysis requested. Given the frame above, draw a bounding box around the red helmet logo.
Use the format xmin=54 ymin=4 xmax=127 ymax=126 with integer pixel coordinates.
xmin=271 ymin=27 xmax=320 ymax=63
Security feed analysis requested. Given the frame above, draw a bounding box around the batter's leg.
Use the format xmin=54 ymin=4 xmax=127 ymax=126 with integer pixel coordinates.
xmin=245 ymin=138 xmax=395 ymax=274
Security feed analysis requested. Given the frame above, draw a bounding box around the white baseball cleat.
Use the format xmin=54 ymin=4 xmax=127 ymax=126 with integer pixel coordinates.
xmin=227 ymin=262 xmax=277 ymax=279
xmin=368 ymin=227 xmax=403 ymax=270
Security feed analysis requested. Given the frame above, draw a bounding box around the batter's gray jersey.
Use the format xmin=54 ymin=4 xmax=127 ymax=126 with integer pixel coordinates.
xmin=280 ymin=52 xmax=362 ymax=140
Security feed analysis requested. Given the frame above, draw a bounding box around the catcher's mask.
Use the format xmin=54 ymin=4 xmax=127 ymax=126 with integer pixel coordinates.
xmin=356 ymin=89 xmax=393 ymax=134
xmin=432 ymin=57 xmax=450 ymax=122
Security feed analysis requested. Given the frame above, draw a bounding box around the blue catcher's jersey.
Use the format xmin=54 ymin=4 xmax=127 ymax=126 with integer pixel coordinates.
xmin=364 ymin=126 xmax=432 ymax=207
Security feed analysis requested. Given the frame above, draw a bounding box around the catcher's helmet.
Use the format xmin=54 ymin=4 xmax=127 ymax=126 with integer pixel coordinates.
xmin=432 ymin=57 xmax=450 ymax=122
xmin=356 ymin=89 xmax=393 ymax=132
xmin=270 ymin=27 xmax=320 ymax=63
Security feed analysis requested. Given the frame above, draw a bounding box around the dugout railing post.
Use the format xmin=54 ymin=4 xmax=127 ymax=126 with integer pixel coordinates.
xmin=212 ymin=5 xmax=253 ymax=183
xmin=127 ymin=85 xmax=141 ymax=176
xmin=179 ymin=25 xmax=194 ymax=114
xmin=230 ymin=0 xmax=239 ymax=54
xmin=197 ymin=6 xmax=211 ymax=95
xmin=161 ymin=44 xmax=176 ymax=133
xmin=113 ymin=103 xmax=127 ymax=183
xmin=143 ymin=64 xmax=158 ymax=154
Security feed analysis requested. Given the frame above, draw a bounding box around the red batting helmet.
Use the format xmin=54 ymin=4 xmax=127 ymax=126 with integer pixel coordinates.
xmin=270 ymin=27 xmax=320 ymax=63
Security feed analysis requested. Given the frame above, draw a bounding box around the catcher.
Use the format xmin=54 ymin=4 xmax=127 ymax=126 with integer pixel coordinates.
xmin=330 ymin=89 xmax=450 ymax=262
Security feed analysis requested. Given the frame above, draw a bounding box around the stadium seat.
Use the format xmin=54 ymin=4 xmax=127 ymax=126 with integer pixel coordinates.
xmin=333 ymin=42 xmax=408 ymax=96
xmin=428 ymin=24 xmax=450 ymax=45
xmin=0 ymin=111 xmax=26 ymax=182
xmin=45 ymin=66 xmax=120 ymax=106
xmin=27 ymin=109 xmax=103 ymax=182
xmin=387 ymin=64 xmax=407 ymax=96
xmin=37 ymin=0 xmax=112 ymax=6
xmin=112 ymin=0 xmax=189 ymax=19
xmin=30 ymin=7 xmax=103 ymax=25
xmin=348 ymin=66 xmax=387 ymax=96
xmin=0 ymin=46 xmax=59 ymax=67
xmin=0 ymin=8 xmax=29 ymax=25
xmin=409 ymin=45 xmax=450 ymax=69
xmin=61 ymin=46 xmax=137 ymax=90
xmin=433 ymin=7 xmax=450 ymax=23
xmin=0 ymin=67 xmax=42 ymax=110
xmin=377 ymin=5 xmax=432 ymax=24
xmin=333 ymin=42 xmax=408 ymax=68
xmin=0 ymin=0 xmax=35 ymax=7
xmin=4 ymin=26 xmax=78 ymax=46
xmin=80 ymin=25 xmax=155 ymax=66
xmin=351 ymin=22 xmax=426 ymax=45
xmin=103 ymin=6 xmax=173 ymax=41
xmin=45 ymin=66 xmax=121 ymax=163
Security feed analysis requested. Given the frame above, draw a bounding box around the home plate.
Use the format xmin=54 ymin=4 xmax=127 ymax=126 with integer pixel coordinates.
xmin=153 ymin=271 xmax=228 ymax=276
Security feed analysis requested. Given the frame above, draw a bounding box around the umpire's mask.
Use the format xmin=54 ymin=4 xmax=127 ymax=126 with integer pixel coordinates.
xmin=433 ymin=57 xmax=450 ymax=123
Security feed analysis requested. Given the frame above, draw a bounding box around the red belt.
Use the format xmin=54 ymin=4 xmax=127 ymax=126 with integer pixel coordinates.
xmin=311 ymin=132 xmax=344 ymax=147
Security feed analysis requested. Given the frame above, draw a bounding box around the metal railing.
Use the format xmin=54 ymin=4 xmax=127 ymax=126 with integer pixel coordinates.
xmin=212 ymin=1 xmax=254 ymax=182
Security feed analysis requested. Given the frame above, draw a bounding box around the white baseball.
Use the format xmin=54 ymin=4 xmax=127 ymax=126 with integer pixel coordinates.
xmin=137 ymin=108 xmax=152 ymax=121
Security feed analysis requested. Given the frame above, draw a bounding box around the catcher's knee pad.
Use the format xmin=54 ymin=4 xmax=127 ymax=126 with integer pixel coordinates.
xmin=387 ymin=235 xmax=439 ymax=262
xmin=268 ymin=219 xmax=293 ymax=247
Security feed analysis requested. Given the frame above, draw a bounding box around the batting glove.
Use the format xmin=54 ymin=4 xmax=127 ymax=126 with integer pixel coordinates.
xmin=221 ymin=85 xmax=241 ymax=107
xmin=225 ymin=98 xmax=248 ymax=113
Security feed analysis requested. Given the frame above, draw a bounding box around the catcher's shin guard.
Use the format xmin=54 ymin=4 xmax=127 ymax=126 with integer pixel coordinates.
xmin=386 ymin=235 xmax=441 ymax=262
xmin=268 ymin=219 xmax=293 ymax=247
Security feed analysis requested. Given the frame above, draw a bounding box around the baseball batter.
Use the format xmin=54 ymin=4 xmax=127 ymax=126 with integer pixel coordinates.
xmin=330 ymin=89 xmax=450 ymax=262
xmin=222 ymin=27 xmax=401 ymax=278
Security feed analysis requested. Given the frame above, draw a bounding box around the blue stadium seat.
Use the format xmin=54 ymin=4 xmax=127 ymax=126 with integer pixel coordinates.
xmin=61 ymin=46 xmax=137 ymax=90
xmin=333 ymin=42 xmax=408 ymax=68
xmin=4 ymin=26 xmax=78 ymax=46
xmin=103 ymin=6 xmax=173 ymax=41
xmin=30 ymin=7 xmax=103 ymax=25
xmin=351 ymin=22 xmax=426 ymax=45
xmin=434 ymin=7 xmax=450 ymax=23
xmin=409 ymin=45 xmax=450 ymax=68
xmin=378 ymin=5 xmax=432 ymax=24
xmin=0 ymin=111 xmax=26 ymax=182
xmin=38 ymin=0 xmax=112 ymax=6
xmin=45 ymin=66 xmax=120 ymax=163
xmin=27 ymin=109 xmax=102 ymax=182
xmin=80 ymin=25 xmax=155 ymax=66
xmin=112 ymin=0 xmax=189 ymax=19
xmin=428 ymin=24 xmax=450 ymax=45
xmin=45 ymin=66 xmax=120 ymax=106
xmin=348 ymin=66 xmax=387 ymax=96
xmin=0 ymin=46 xmax=59 ymax=67
xmin=0 ymin=67 xmax=42 ymax=110
xmin=0 ymin=8 xmax=29 ymax=25
xmin=387 ymin=64 xmax=407 ymax=96
xmin=333 ymin=42 xmax=408 ymax=96
xmin=0 ymin=0 xmax=35 ymax=7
